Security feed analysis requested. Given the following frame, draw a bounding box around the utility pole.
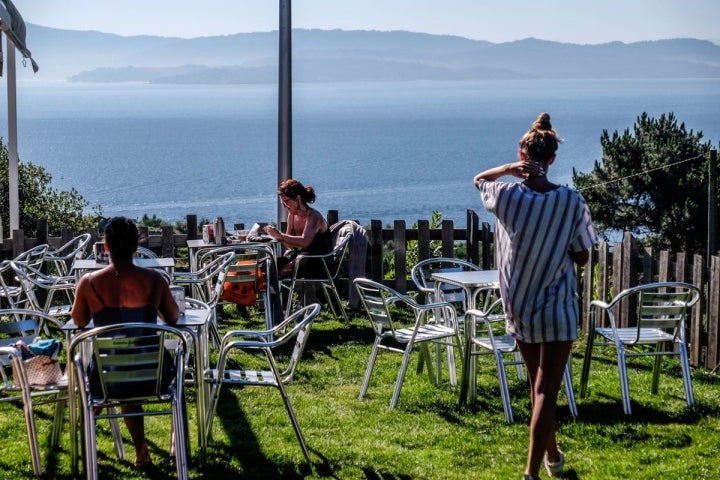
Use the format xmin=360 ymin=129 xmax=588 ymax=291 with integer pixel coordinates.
xmin=277 ymin=0 xmax=292 ymax=226
xmin=709 ymin=149 xmax=718 ymax=265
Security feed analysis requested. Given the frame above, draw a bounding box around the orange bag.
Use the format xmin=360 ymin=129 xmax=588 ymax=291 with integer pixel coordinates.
xmin=220 ymin=260 xmax=267 ymax=307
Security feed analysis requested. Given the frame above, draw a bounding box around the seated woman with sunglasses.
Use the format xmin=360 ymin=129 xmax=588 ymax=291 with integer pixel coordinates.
xmin=264 ymin=178 xmax=333 ymax=278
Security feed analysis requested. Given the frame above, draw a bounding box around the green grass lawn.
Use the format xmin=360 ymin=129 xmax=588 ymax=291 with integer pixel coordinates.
xmin=2 ymin=306 xmax=720 ymax=479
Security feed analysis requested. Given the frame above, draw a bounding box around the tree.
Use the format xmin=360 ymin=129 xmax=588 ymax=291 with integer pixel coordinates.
xmin=0 ymin=139 xmax=101 ymax=238
xmin=573 ymin=112 xmax=717 ymax=254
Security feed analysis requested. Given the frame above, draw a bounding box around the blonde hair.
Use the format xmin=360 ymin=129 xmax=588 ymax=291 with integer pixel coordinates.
xmin=519 ymin=112 xmax=561 ymax=163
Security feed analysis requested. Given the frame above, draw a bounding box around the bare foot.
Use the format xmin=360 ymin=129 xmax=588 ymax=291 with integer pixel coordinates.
xmin=134 ymin=443 xmax=153 ymax=470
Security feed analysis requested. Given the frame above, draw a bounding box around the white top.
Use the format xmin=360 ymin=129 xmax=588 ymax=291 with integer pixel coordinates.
xmin=477 ymin=180 xmax=597 ymax=343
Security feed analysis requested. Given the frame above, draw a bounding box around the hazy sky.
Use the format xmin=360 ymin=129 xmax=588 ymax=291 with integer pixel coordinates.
xmin=18 ymin=0 xmax=720 ymax=44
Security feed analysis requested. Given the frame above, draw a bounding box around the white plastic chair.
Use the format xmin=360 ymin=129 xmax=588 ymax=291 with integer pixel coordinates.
xmin=580 ymin=281 xmax=701 ymax=415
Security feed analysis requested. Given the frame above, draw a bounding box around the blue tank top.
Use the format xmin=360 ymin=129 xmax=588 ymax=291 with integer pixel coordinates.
xmin=88 ymin=275 xmax=159 ymax=326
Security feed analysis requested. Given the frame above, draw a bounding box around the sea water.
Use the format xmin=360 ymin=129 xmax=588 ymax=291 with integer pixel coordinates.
xmin=2 ymin=78 xmax=719 ymax=227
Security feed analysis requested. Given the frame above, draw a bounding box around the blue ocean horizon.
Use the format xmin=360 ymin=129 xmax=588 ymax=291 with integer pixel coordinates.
xmin=3 ymin=78 xmax=719 ymax=228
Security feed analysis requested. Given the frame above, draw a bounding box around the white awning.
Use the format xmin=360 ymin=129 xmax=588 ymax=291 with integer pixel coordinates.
xmin=0 ymin=0 xmax=38 ymax=73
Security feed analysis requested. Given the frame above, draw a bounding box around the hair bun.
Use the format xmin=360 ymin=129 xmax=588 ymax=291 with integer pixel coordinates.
xmin=532 ymin=112 xmax=552 ymax=131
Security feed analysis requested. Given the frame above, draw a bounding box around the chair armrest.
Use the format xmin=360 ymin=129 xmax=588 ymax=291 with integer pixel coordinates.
xmin=172 ymin=273 xmax=203 ymax=284
xmin=589 ymin=299 xmax=611 ymax=310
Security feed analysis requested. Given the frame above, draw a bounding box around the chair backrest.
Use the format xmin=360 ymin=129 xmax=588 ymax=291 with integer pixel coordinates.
xmin=411 ymin=257 xmax=481 ymax=306
xmin=353 ymin=277 xmax=394 ymax=331
xmin=294 ymin=233 xmax=351 ymax=278
xmin=135 ymin=246 xmax=158 ymax=259
xmin=70 ymin=323 xmax=186 ymax=403
xmin=604 ymin=282 xmax=700 ymax=342
xmin=9 ymin=261 xmax=75 ymax=313
xmin=636 ymin=283 xmax=700 ymax=335
xmin=266 ymin=303 xmax=320 ymax=382
xmin=220 ymin=245 xmax=275 ymax=306
xmin=0 ymin=260 xmax=25 ymax=309
xmin=217 ymin=302 xmax=321 ymax=384
xmin=354 ymin=277 xmax=457 ymax=339
xmin=13 ymin=244 xmax=49 ymax=271
xmin=189 ymin=250 xmax=236 ymax=305
xmin=354 ymin=278 xmax=418 ymax=337
xmin=45 ymin=233 xmax=92 ymax=275
xmin=0 ymin=309 xmax=64 ymax=388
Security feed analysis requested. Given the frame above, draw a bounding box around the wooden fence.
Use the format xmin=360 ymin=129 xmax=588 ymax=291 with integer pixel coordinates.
xmin=3 ymin=209 xmax=719 ymax=370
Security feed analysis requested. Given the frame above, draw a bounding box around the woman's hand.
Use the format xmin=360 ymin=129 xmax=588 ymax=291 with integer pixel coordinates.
xmin=518 ymin=159 xmax=546 ymax=178
xmin=263 ymin=225 xmax=282 ymax=240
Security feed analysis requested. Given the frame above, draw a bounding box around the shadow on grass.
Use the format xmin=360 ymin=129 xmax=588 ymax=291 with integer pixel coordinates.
xmin=201 ymin=387 xmax=312 ymax=479
xmin=575 ymin=393 xmax=720 ymax=426
xmin=360 ymin=468 xmax=415 ymax=480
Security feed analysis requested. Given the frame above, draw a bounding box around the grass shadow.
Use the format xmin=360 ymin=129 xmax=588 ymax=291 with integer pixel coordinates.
xmin=201 ymin=387 xmax=311 ymax=479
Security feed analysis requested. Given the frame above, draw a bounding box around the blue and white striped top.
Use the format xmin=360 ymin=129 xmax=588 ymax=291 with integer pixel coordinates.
xmin=477 ymin=180 xmax=597 ymax=343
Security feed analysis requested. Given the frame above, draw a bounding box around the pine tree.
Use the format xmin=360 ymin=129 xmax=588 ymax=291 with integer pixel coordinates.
xmin=573 ymin=112 xmax=717 ymax=253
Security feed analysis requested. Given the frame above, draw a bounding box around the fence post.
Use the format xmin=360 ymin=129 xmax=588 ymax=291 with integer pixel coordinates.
xmin=394 ymin=220 xmax=407 ymax=292
xmin=187 ymin=215 xmax=198 ymax=240
xmin=441 ymin=220 xmax=454 ymax=258
xmin=369 ymin=219 xmax=383 ymax=283
xmin=161 ymin=225 xmax=174 ymax=258
xmin=676 ymin=252 xmax=688 ymax=282
xmin=11 ymin=229 xmax=25 ymax=258
xmin=641 ymin=246 xmax=653 ymax=284
xmin=708 ymin=255 xmax=720 ymax=371
xmin=658 ymin=251 xmax=671 ymax=282
xmin=708 ymin=149 xmax=717 ymax=266
xmin=466 ymin=209 xmax=479 ymax=265
xmin=481 ymin=222 xmax=492 ymax=269
xmin=36 ymin=219 xmax=48 ymax=246
xmin=691 ymin=253 xmax=705 ymax=367
xmin=60 ymin=227 xmax=74 ymax=246
xmin=417 ymin=220 xmax=430 ymax=261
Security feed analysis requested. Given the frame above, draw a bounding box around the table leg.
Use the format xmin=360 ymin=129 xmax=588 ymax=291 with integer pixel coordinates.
xmin=195 ymin=324 xmax=208 ymax=464
xmin=66 ymin=333 xmax=80 ymax=474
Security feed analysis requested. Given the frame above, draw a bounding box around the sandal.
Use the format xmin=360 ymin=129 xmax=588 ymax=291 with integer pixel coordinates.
xmin=544 ymin=450 xmax=565 ymax=477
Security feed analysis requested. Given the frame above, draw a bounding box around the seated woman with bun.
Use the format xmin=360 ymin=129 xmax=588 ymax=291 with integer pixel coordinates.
xmin=263 ymin=178 xmax=333 ymax=278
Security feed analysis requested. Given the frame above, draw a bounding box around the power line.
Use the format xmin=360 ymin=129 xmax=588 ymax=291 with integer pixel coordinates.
xmin=578 ymin=154 xmax=705 ymax=192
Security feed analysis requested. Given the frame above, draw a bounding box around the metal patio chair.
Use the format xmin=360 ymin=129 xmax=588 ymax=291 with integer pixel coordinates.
xmin=204 ymin=303 xmax=321 ymax=462
xmin=0 ymin=309 xmax=68 ymax=476
xmin=69 ymin=323 xmax=188 ymax=480
xmin=580 ymin=281 xmax=701 ymax=415
xmin=465 ymin=293 xmax=578 ymax=423
xmin=354 ymin=278 xmax=462 ymax=409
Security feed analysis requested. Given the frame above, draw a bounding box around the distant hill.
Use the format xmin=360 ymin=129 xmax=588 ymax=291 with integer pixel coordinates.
xmin=18 ymin=25 xmax=720 ymax=83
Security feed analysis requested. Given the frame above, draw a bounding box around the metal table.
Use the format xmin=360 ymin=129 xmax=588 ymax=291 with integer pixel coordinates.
xmin=431 ymin=269 xmax=500 ymax=405
xmin=71 ymin=257 xmax=176 ymax=280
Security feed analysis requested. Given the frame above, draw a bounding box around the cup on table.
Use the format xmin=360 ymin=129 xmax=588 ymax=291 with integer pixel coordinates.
xmin=170 ymin=286 xmax=186 ymax=315
xmin=93 ymin=242 xmax=109 ymax=264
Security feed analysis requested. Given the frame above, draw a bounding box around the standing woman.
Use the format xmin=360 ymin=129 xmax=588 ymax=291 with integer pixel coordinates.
xmin=264 ymin=178 xmax=332 ymax=278
xmin=473 ymin=113 xmax=597 ymax=480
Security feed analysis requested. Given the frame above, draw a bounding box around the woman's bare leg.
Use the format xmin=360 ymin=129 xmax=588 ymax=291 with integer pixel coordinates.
xmin=517 ymin=340 xmax=573 ymax=476
xmin=122 ymin=405 xmax=152 ymax=467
